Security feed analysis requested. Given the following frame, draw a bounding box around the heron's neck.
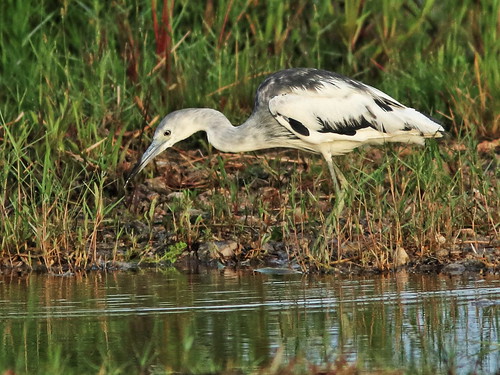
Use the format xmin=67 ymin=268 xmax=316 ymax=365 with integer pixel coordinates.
xmin=201 ymin=109 xmax=273 ymax=153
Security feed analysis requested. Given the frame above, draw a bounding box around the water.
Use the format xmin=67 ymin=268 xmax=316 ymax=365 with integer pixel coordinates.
xmin=0 ymin=269 xmax=499 ymax=374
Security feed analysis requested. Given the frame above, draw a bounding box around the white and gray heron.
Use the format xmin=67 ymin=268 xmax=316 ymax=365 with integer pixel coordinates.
xmin=126 ymin=68 xmax=444 ymax=194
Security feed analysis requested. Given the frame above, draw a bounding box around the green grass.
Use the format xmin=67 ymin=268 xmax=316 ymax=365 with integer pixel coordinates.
xmin=0 ymin=0 xmax=498 ymax=272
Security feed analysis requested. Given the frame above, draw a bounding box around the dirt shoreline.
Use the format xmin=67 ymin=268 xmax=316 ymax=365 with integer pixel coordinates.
xmin=1 ymin=239 xmax=498 ymax=276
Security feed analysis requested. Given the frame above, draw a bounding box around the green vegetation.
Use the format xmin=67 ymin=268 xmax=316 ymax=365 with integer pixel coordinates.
xmin=0 ymin=0 xmax=498 ymax=272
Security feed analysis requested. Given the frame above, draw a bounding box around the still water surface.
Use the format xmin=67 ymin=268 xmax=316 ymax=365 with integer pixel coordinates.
xmin=1 ymin=269 xmax=499 ymax=374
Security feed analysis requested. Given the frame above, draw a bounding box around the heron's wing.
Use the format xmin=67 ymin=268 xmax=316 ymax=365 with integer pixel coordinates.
xmin=268 ymin=80 xmax=444 ymax=147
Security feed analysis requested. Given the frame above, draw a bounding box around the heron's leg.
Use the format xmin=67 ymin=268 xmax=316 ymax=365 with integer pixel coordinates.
xmin=332 ymin=162 xmax=348 ymax=191
xmin=324 ymin=156 xmax=348 ymax=217
xmin=326 ymin=158 xmax=341 ymax=195
xmin=319 ymin=155 xmax=348 ymax=256
xmin=325 ymin=158 xmax=347 ymax=194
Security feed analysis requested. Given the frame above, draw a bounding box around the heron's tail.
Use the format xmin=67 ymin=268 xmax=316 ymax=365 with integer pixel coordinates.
xmin=397 ymin=108 xmax=446 ymax=139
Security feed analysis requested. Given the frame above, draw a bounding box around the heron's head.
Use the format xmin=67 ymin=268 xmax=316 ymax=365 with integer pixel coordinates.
xmin=125 ymin=109 xmax=208 ymax=185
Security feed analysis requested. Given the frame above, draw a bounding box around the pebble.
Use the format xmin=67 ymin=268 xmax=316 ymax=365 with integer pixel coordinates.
xmin=254 ymin=267 xmax=301 ymax=275
xmin=198 ymin=241 xmax=239 ymax=261
xmin=394 ymin=246 xmax=409 ymax=267
xmin=442 ymin=262 xmax=466 ymax=275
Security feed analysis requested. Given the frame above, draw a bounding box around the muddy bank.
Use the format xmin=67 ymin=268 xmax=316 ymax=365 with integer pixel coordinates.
xmin=1 ymin=234 xmax=498 ymax=276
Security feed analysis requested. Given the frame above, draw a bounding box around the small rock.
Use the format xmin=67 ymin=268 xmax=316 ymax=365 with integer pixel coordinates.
xmin=458 ymin=228 xmax=476 ymax=238
xmin=167 ymin=191 xmax=184 ymax=200
xmin=219 ymin=241 xmax=238 ymax=258
xmin=254 ymin=267 xmax=301 ymax=275
xmin=293 ymin=207 xmax=308 ymax=221
xmin=442 ymin=262 xmax=466 ymax=275
xmin=187 ymin=208 xmax=207 ymax=218
xmin=435 ymin=233 xmax=446 ymax=244
xmin=236 ymin=215 xmax=262 ymax=226
xmin=261 ymin=242 xmax=274 ymax=253
xmin=198 ymin=241 xmax=239 ymax=261
xmin=112 ymin=261 xmax=139 ymax=271
xmin=436 ymin=248 xmax=450 ymax=258
xmin=145 ymin=177 xmax=169 ymax=194
xmin=418 ymin=264 xmax=440 ymax=273
xmin=394 ymin=246 xmax=409 ymax=267
xmin=463 ymin=259 xmax=486 ymax=272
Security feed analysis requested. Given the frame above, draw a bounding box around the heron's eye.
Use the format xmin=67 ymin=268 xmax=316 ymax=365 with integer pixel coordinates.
xmin=164 ymin=130 xmax=171 ymax=137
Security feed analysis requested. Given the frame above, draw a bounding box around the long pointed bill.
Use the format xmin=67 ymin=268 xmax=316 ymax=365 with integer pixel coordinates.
xmin=125 ymin=140 xmax=169 ymax=185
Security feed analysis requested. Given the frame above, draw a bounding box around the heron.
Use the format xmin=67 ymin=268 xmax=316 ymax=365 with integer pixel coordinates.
xmin=126 ymin=68 xmax=444 ymax=196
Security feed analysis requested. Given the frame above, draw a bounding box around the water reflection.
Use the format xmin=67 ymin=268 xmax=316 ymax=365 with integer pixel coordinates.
xmin=0 ymin=270 xmax=499 ymax=373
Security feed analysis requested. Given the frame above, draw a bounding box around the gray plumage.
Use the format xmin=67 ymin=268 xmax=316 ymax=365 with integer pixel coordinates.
xmin=126 ymin=68 xmax=445 ymax=192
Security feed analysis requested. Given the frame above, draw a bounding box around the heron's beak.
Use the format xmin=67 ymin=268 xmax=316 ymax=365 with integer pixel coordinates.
xmin=125 ymin=140 xmax=170 ymax=185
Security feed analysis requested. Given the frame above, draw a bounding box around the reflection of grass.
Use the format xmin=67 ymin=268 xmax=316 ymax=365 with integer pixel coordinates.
xmin=0 ymin=272 xmax=497 ymax=374
xmin=0 ymin=350 xmax=369 ymax=375
xmin=0 ymin=1 xmax=498 ymax=271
